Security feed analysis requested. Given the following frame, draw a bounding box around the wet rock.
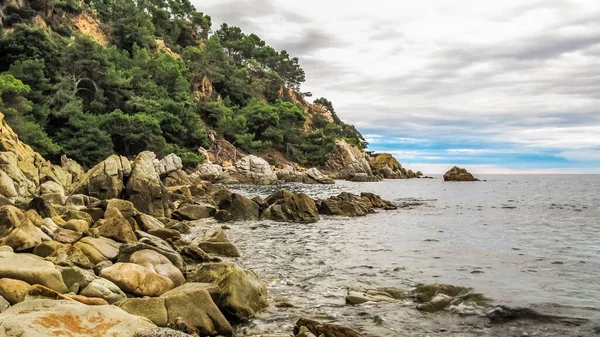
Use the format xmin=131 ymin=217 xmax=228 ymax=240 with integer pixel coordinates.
xmin=194 ymin=228 xmax=240 ymax=257
xmin=414 ymin=284 xmax=487 ymax=313
xmin=71 ymin=154 xmax=132 ymax=200
xmin=0 ymin=278 xmax=30 ymax=304
xmin=443 ymin=166 xmax=479 ymax=182
xmin=172 ymin=203 xmax=216 ymax=220
xmin=0 ymin=252 xmax=68 ymax=293
xmin=346 ymin=287 xmax=406 ymax=305
xmin=214 ymin=193 xmax=260 ymax=222
xmin=127 ymin=152 xmax=171 ymax=218
xmin=0 ymin=205 xmax=45 ymax=251
xmin=153 ymin=154 xmax=183 ymax=177
xmin=294 ymin=318 xmax=363 ymax=337
xmin=232 ymin=155 xmax=278 ymax=185
xmin=0 ymin=299 xmax=155 ymax=337
xmin=262 ymin=190 xmax=320 ymax=223
xmin=187 ymin=262 xmax=267 ymax=320
xmin=100 ymin=262 xmax=175 ymax=297
xmin=318 ymin=192 xmax=395 ymax=217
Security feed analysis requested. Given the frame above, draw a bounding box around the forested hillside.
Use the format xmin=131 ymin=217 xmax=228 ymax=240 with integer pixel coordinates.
xmin=0 ymin=0 xmax=365 ymax=168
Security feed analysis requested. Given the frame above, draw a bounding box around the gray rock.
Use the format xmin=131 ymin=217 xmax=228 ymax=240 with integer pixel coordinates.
xmin=153 ymin=154 xmax=183 ymax=177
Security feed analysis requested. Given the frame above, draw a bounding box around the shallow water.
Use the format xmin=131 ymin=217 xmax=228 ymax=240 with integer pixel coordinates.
xmin=220 ymin=175 xmax=600 ymax=335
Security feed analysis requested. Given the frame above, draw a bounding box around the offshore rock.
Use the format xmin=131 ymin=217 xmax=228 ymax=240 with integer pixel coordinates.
xmin=214 ymin=192 xmax=260 ymax=222
xmin=262 ymin=189 xmax=320 ymax=223
xmin=71 ymin=154 xmax=131 ymax=200
xmin=414 ymin=284 xmax=487 ymax=313
xmin=443 ymin=166 xmax=479 ymax=182
xmin=127 ymin=152 xmax=171 ymax=218
xmin=317 ymin=192 xmax=396 ymax=217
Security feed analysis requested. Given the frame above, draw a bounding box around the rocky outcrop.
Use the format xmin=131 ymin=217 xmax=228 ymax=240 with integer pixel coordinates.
xmin=276 ymin=165 xmax=334 ymax=184
xmin=126 ymin=152 xmax=171 ymax=218
xmin=443 ymin=166 xmax=479 ymax=182
xmin=262 ymin=190 xmax=320 ymax=223
xmin=0 ymin=299 xmax=155 ymax=337
xmin=71 ymin=154 xmax=132 ymax=200
xmin=188 ymin=262 xmax=268 ymax=320
xmin=0 ymin=112 xmax=76 ymax=203
xmin=153 ymin=154 xmax=183 ymax=177
xmin=317 ymin=192 xmax=397 ymax=217
xmin=231 ymin=155 xmax=277 ymax=185
xmin=324 ymin=139 xmax=380 ymax=182
xmin=193 ymin=163 xmax=224 ymax=183
xmin=214 ymin=192 xmax=260 ymax=222
xmin=369 ymin=153 xmax=418 ymax=179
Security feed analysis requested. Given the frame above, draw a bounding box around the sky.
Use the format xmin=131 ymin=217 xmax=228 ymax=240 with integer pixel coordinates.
xmin=192 ymin=0 xmax=600 ymax=174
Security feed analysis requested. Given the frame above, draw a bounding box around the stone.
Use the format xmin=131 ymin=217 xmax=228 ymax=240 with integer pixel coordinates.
xmin=369 ymin=153 xmax=416 ymax=179
xmin=63 ymin=219 xmax=90 ymax=232
xmin=33 ymin=241 xmax=68 ymax=258
xmin=129 ymin=250 xmax=185 ymax=287
xmin=45 ymin=245 xmax=94 ymax=269
xmin=195 ymin=228 xmax=240 ymax=257
xmin=0 ymin=278 xmax=31 ymax=304
xmin=0 ymin=299 xmax=155 ymax=337
xmin=65 ymin=194 xmax=101 ymax=211
xmin=120 ymin=297 xmax=169 ymax=326
xmin=194 ymin=163 xmax=223 ymax=182
xmin=100 ymin=263 xmax=175 ymax=297
xmin=136 ymin=213 xmax=165 ymax=231
xmin=74 ymin=236 xmax=121 ymax=264
xmin=0 ymin=295 xmax=8 ymax=313
xmin=126 ymin=152 xmax=171 ymax=218
xmin=153 ymin=154 xmax=183 ymax=177
xmin=106 ymin=199 xmax=139 ymax=218
xmin=346 ymin=287 xmax=406 ymax=305
xmin=51 ymin=228 xmax=83 ymax=244
xmin=0 ymin=252 xmax=68 ymax=292
xmin=25 ymin=284 xmax=108 ymax=305
xmin=59 ymin=266 xmax=97 ymax=290
xmin=172 ymin=203 xmax=216 ymax=220
xmin=0 ymin=205 xmax=45 ymax=251
xmin=305 ymin=167 xmax=334 ymax=184
xmin=187 ymin=262 xmax=267 ymax=320
xmin=81 ymin=207 xmax=104 ymax=222
xmin=214 ymin=192 xmax=259 ymax=222
xmin=262 ymin=190 xmax=320 ymax=223
xmin=232 ymin=155 xmax=278 ymax=185
xmin=63 ymin=210 xmax=94 ymax=225
xmin=80 ymin=278 xmax=127 ymax=304
xmin=135 ymin=328 xmax=194 ymax=337
xmin=147 ymin=228 xmax=181 ymax=241
xmin=40 ymin=181 xmax=66 ymax=204
xmin=161 ymin=283 xmax=232 ymax=336
xmin=443 ymin=166 xmax=479 ymax=182
xmin=294 ymin=318 xmax=362 ymax=337
xmin=318 ymin=192 xmax=396 ymax=217
xmin=324 ymin=139 xmax=378 ymax=181
xmin=163 ymin=170 xmax=194 ymax=187
xmin=119 ymin=231 xmax=184 ymax=271
xmin=95 ymin=209 xmax=138 ymax=243
xmin=71 ymin=154 xmax=132 ymax=200
xmin=414 ymin=284 xmax=487 ymax=312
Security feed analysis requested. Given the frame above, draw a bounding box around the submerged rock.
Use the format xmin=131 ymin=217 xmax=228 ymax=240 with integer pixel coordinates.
xmin=443 ymin=166 xmax=479 ymax=182
xmin=294 ymin=318 xmax=363 ymax=337
xmin=414 ymin=284 xmax=487 ymax=313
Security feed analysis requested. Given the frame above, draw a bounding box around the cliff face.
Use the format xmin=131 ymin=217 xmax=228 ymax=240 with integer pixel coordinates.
xmin=0 ymin=112 xmax=81 ymax=203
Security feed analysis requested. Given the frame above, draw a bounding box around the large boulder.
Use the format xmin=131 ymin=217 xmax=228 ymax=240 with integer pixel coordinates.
xmin=120 ymin=283 xmax=232 ymax=336
xmin=443 ymin=166 xmax=479 ymax=182
xmin=0 ymin=112 xmax=75 ymax=203
xmin=214 ymin=192 xmax=260 ymax=222
xmin=118 ymin=231 xmax=184 ymax=271
xmin=0 ymin=205 xmax=45 ymax=251
xmin=231 ymin=155 xmax=277 ymax=185
xmin=74 ymin=236 xmax=122 ymax=264
xmin=369 ymin=153 xmax=417 ymax=179
xmin=71 ymin=154 xmax=131 ymax=200
xmin=153 ymin=154 xmax=183 ymax=177
xmin=276 ymin=166 xmax=334 ymax=184
xmin=187 ymin=262 xmax=267 ymax=320
xmin=262 ymin=190 xmax=320 ymax=223
xmin=100 ymin=262 xmax=174 ymax=297
xmin=191 ymin=228 xmax=240 ymax=258
xmin=324 ymin=139 xmax=379 ymax=181
xmin=172 ymin=203 xmax=216 ymax=220
xmin=79 ymin=277 xmax=127 ymax=304
xmin=0 ymin=252 xmax=68 ymax=292
xmin=0 ymin=278 xmax=31 ymax=304
xmin=318 ymin=192 xmax=397 ymax=217
xmin=0 ymin=299 xmax=155 ymax=337
xmin=127 ymin=152 xmax=171 ymax=218
xmin=95 ymin=209 xmax=138 ymax=243
xmin=193 ymin=163 xmax=224 ymax=183
xmin=128 ymin=250 xmax=185 ymax=287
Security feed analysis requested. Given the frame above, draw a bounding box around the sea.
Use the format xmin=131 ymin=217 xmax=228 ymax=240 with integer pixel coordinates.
xmin=199 ymin=175 xmax=600 ymax=336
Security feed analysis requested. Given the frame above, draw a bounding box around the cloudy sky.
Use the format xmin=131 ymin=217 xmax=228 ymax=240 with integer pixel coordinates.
xmin=193 ymin=0 xmax=600 ymax=174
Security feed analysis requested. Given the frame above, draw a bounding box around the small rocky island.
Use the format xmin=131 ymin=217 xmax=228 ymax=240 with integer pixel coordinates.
xmin=443 ymin=166 xmax=479 ymax=182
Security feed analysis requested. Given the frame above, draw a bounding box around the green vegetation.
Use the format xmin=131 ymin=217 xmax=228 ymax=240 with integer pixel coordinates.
xmin=0 ymin=0 xmax=364 ymax=168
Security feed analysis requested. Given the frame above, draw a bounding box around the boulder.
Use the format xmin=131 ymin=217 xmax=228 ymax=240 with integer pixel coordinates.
xmin=414 ymin=284 xmax=487 ymax=312
xmin=74 ymin=236 xmax=121 ymax=264
xmin=262 ymin=190 xmax=320 ymax=223
xmin=59 ymin=266 xmax=97 ymax=290
xmin=294 ymin=318 xmax=362 ymax=337
xmin=0 ymin=278 xmax=31 ymax=304
xmin=135 ymin=328 xmax=194 ymax=337
xmin=0 ymin=252 xmax=68 ymax=292
xmin=126 ymin=152 xmax=171 ymax=218
xmin=306 ymin=167 xmax=334 ymax=184
xmin=51 ymin=228 xmax=83 ymax=244
xmin=163 ymin=170 xmax=194 ymax=187
xmin=194 ymin=163 xmax=223 ymax=182
xmin=25 ymin=284 xmax=109 ymax=305
xmin=136 ymin=213 xmax=165 ymax=231
xmin=71 ymin=154 xmax=131 ymax=200
xmin=153 ymin=154 xmax=183 ymax=177
xmin=28 ymin=197 xmax=59 ymax=218
xmin=187 ymin=262 xmax=267 ymax=320
xmin=106 ymin=199 xmax=139 ymax=219
xmin=33 ymin=241 xmax=68 ymax=258
xmin=45 ymin=245 xmax=94 ymax=269
xmin=0 ymin=295 xmax=8 ymax=314
xmin=214 ymin=192 xmax=259 ymax=222
xmin=194 ymin=228 xmax=240 ymax=257
xmin=79 ymin=277 xmax=127 ymax=304
xmin=118 ymin=231 xmax=184 ymax=271
xmin=232 ymin=155 xmax=277 ymax=185
xmin=63 ymin=219 xmax=89 ymax=232
xmin=324 ymin=139 xmax=378 ymax=181
xmin=172 ymin=203 xmax=216 ymax=220
xmin=95 ymin=209 xmax=138 ymax=243
xmin=100 ymin=263 xmax=175 ymax=297
xmin=40 ymin=180 xmax=66 ymax=204
xmin=65 ymin=194 xmax=101 ymax=211
xmin=0 ymin=299 xmax=155 ymax=337
xmin=129 ymin=250 xmax=185 ymax=287
xmin=0 ymin=205 xmax=45 ymax=251
xmin=369 ymin=153 xmax=416 ymax=179
xmin=443 ymin=166 xmax=479 ymax=182
xmin=318 ymin=192 xmax=396 ymax=217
